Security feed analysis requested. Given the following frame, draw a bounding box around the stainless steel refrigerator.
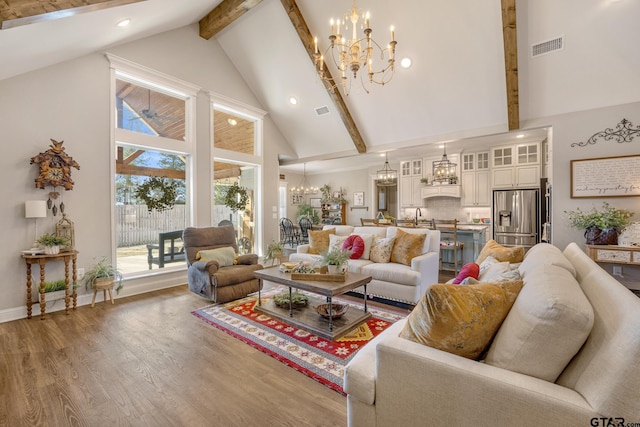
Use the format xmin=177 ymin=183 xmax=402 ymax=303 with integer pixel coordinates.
xmin=493 ymin=188 xmax=540 ymax=249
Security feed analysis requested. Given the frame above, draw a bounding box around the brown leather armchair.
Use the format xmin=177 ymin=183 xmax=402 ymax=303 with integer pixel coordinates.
xmin=183 ymin=226 xmax=263 ymax=303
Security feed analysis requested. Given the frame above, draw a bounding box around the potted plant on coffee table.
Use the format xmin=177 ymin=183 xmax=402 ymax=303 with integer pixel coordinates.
xmin=565 ymin=202 xmax=634 ymax=245
xmin=37 ymin=233 xmax=70 ymax=255
xmin=320 ymin=248 xmax=352 ymax=274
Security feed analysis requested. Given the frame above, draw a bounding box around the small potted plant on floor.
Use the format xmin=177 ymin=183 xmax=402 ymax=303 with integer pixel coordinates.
xmin=37 ymin=233 xmax=70 ymax=255
xmin=320 ymin=248 xmax=352 ymax=274
xmin=82 ymin=257 xmax=124 ymax=294
xmin=565 ymin=202 xmax=634 ymax=245
xmin=264 ymin=241 xmax=285 ymax=266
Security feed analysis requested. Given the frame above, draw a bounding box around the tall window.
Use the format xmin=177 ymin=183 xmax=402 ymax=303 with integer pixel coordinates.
xmin=212 ymin=100 xmax=265 ymax=256
xmin=109 ymin=55 xmax=198 ymax=275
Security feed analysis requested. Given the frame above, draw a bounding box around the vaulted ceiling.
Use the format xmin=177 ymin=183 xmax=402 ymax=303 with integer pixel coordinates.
xmin=2 ymin=0 xmax=638 ymax=174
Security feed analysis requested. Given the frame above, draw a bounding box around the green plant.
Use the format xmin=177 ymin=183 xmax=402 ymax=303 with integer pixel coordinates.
xmin=43 ymin=279 xmax=67 ymax=293
xmin=320 ymin=248 xmax=352 ymax=266
xmin=420 ymin=177 xmax=429 ymax=184
xmin=82 ymin=257 xmax=124 ymax=294
xmin=135 ymin=176 xmax=177 ymax=213
xmin=223 ymin=182 xmax=249 ymax=212
xmin=297 ymin=202 xmax=320 ymax=224
xmin=273 ymin=292 xmax=309 ymax=307
xmin=565 ymin=202 xmax=634 ymax=231
xmin=37 ymin=233 xmax=69 ymax=247
xmin=264 ymin=241 xmax=284 ymax=264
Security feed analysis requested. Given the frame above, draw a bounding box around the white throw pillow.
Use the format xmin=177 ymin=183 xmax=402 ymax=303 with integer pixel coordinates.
xmin=485 ymin=264 xmax=594 ymax=382
xmin=520 ymin=242 xmax=577 ymax=278
xmin=328 ymin=234 xmax=349 ymax=253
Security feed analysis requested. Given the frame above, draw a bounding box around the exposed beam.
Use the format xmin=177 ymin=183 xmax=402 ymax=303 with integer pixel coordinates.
xmin=501 ymin=0 xmax=519 ymax=130
xmin=1 ymin=0 xmax=145 ymax=30
xmin=199 ymin=0 xmax=263 ymax=40
xmin=279 ymin=0 xmax=367 ymax=154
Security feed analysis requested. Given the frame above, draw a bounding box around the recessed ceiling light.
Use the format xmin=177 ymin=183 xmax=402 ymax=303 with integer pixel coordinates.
xmin=117 ymin=19 xmax=131 ymax=27
xmin=289 ymin=97 xmax=298 ymax=105
xmin=227 ymin=118 xmax=237 ymax=126
xmin=516 ymin=134 xmax=525 ymax=138
xmin=400 ymin=57 xmax=412 ymax=68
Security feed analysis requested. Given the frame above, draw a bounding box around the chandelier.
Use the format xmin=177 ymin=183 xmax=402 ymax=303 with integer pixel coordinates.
xmin=290 ymin=163 xmax=318 ymax=195
xmin=376 ymin=153 xmax=397 ymax=186
xmin=432 ymin=144 xmax=457 ymax=183
xmin=314 ymin=0 xmax=397 ymax=95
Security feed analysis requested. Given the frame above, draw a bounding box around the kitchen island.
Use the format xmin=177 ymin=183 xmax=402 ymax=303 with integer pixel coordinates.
xmin=438 ymin=224 xmax=489 ymax=265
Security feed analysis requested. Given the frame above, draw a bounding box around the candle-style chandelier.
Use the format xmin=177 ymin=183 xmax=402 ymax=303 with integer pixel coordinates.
xmin=314 ymin=0 xmax=397 ymax=95
xmin=290 ymin=163 xmax=318 ymax=195
xmin=432 ymin=144 xmax=457 ymax=183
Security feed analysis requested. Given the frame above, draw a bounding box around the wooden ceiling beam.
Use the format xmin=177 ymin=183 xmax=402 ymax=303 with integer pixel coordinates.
xmin=279 ymin=0 xmax=367 ymax=154
xmin=199 ymin=0 xmax=264 ymax=40
xmin=501 ymin=0 xmax=519 ymax=130
xmin=1 ymin=0 xmax=145 ymax=30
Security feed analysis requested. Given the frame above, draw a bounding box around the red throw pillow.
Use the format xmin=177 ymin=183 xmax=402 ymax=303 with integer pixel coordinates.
xmin=342 ymin=235 xmax=365 ymax=259
xmin=452 ymin=262 xmax=480 ymax=284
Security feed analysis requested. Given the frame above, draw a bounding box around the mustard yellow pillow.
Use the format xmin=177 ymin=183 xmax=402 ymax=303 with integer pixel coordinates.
xmin=195 ymin=246 xmax=237 ymax=266
xmin=308 ymin=228 xmax=336 ymax=254
xmin=476 ymin=240 xmax=525 ymax=265
xmin=399 ymin=280 xmax=523 ymax=359
xmin=391 ymin=228 xmax=427 ymax=265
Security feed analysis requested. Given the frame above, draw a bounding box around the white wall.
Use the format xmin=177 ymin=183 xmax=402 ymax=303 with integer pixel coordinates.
xmin=0 ymin=24 xmax=293 ymax=320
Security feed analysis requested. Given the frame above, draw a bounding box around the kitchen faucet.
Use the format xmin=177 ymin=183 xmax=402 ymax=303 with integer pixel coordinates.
xmin=415 ymin=207 xmax=422 ymax=225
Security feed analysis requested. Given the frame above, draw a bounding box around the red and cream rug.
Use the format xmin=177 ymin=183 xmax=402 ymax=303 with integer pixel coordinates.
xmin=192 ymin=287 xmax=407 ymax=394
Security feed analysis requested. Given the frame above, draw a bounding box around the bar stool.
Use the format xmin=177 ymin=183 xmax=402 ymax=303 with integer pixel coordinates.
xmin=433 ymin=219 xmax=464 ymax=273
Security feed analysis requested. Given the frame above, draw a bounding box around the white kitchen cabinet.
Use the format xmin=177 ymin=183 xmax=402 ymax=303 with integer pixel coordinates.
xmin=491 ymin=143 xmax=540 ymax=188
xmin=461 ymin=170 xmax=490 ymax=206
xmin=401 ymin=159 xmax=422 ymax=177
xmin=421 ymin=184 xmax=461 ymax=199
xmin=400 ymin=175 xmax=423 ymax=207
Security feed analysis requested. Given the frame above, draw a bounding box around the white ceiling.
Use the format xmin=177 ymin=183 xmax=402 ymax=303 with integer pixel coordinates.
xmin=2 ymin=0 xmax=638 ymax=174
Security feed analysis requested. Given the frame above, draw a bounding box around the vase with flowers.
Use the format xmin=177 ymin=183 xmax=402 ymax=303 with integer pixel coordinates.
xmin=565 ymin=202 xmax=634 ymax=245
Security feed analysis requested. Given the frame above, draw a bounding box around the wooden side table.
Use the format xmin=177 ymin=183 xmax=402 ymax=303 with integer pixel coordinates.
xmin=586 ymin=244 xmax=640 ymax=265
xmin=21 ymin=250 xmax=78 ymax=320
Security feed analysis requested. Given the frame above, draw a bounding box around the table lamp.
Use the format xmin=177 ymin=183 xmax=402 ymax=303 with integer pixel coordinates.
xmin=25 ymin=200 xmax=47 ymax=250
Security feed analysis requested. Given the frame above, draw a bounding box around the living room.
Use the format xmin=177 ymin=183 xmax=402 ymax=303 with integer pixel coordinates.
xmin=1 ymin=0 xmax=639 ymax=425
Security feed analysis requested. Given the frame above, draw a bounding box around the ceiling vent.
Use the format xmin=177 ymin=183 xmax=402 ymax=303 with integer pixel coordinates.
xmin=531 ymin=35 xmax=564 ymax=57
xmin=315 ymin=105 xmax=330 ymax=116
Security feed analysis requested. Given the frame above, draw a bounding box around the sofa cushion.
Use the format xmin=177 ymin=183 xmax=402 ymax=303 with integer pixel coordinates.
xmin=346 ymin=258 xmax=374 ymax=274
xmin=328 ymin=234 xmax=349 ymax=253
xmin=308 ymin=228 xmax=336 ymax=254
xmin=343 ymin=235 xmax=365 ymax=259
xmin=485 ymin=264 xmax=594 ymax=382
xmin=361 ymin=262 xmax=421 ymax=287
xmin=322 ymin=225 xmax=354 ymax=236
xmin=196 ymin=246 xmax=237 ymax=266
xmin=478 ymin=257 xmax=521 ymax=282
xmin=351 ymin=233 xmax=375 ymax=260
xmin=476 ymin=240 xmax=525 ymax=265
xmin=390 ymin=229 xmax=426 ymax=266
xmin=452 ymin=262 xmax=480 ymax=284
xmin=388 ymin=227 xmax=431 ymax=254
xmin=399 ymin=280 xmax=523 ymax=359
xmin=519 ymin=242 xmax=577 ymax=278
xmin=370 ymin=236 xmax=395 ymax=263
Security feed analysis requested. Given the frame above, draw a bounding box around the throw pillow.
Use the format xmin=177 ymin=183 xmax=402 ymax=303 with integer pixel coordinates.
xmin=485 ymin=264 xmax=594 ymax=382
xmin=342 ymin=235 xmax=365 ymax=259
xmin=370 ymin=236 xmax=395 ymax=263
xmin=352 ymin=233 xmax=375 ymax=260
xmin=308 ymin=228 xmax=336 ymax=254
xmin=390 ymin=228 xmax=427 ymax=266
xmin=452 ymin=262 xmax=480 ymax=284
xmin=399 ymin=280 xmax=523 ymax=359
xmin=196 ymin=246 xmax=237 ymax=267
xmin=476 ymin=240 xmax=525 ymax=265
xmin=328 ymin=234 xmax=349 ymax=253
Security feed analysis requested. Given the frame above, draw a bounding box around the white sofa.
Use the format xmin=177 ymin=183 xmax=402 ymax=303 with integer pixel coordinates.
xmin=289 ymin=225 xmax=440 ymax=304
xmin=344 ymin=242 xmax=640 ymax=426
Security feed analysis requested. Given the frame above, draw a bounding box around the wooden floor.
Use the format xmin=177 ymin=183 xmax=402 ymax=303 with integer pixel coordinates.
xmin=0 ymin=286 xmax=349 ymax=427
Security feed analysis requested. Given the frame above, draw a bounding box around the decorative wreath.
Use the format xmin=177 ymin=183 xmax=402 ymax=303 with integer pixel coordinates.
xmin=224 ymin=182 xmax=249 ymax=212
xmin=135 ymin=177 xmax=177 ymax=213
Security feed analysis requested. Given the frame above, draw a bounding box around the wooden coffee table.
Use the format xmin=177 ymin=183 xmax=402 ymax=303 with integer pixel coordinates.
xmin=253 ymin=267 xmax=372 ymax=340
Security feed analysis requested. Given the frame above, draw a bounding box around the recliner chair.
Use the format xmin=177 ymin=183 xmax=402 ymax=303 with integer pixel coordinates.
xmin=183 ymin=226 xmax=263 ymax=303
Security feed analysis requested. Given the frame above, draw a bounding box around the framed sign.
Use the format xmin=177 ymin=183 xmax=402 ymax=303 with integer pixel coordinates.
xmin=309 ymin=197 xmax=321 ymax=208
xmin=571 ymin=155 xmax=640 ymax=198
xmin=292 ymin=194 xmax=304 ymax=205
xmin=353 ymin=192 xmax=364 ymax=206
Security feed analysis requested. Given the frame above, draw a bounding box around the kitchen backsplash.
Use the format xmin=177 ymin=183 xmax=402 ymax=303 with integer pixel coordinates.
xmin=400 ymin=197 xmax=491 ymax=224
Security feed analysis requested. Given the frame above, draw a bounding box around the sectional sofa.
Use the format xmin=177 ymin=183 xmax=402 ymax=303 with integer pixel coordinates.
xmin=289 ymin=225 xmax=440 ymax=304
xmin=343 ymin=242 xmax=640 ymax=426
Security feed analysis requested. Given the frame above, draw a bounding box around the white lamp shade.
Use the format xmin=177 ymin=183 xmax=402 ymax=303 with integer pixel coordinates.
xmin=25 ymin=200 xmax=47 ymax=218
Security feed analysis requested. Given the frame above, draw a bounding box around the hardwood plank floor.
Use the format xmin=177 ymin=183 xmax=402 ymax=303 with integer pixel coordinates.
xmin=0 ymin=286 xmax=349 ymax=427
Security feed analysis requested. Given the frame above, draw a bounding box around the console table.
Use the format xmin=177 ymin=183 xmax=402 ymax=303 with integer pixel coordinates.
xmin=586 ymin=245 xmax=640 ymax=265
xmin=21 ymin=250 xmax=78 ymax=320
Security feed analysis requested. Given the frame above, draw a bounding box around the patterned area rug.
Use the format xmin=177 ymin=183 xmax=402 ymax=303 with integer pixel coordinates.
xmin=192 ymin=287 xmax=406 ymax=394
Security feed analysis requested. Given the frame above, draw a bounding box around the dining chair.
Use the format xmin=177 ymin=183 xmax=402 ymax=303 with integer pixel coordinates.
xmin=432 ymin=219 xmax=464 ymax=273
xmin=395 ymin=219 xmax=416 ymax=227
xmin=298 ymin=217 xmax=312 ymax=244
xmin=279 ymin=217 xmax=300 ymax=247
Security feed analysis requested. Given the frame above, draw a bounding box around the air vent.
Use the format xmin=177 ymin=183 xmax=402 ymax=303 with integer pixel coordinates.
xmin=531 ymin=35 xmax=564 ymax=57
xmin=315 ymin=105 xmax=330 ymax=116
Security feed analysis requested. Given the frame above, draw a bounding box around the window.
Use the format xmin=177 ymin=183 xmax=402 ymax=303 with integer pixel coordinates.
xmin=109 ymin=55 xmax=198 ymax=275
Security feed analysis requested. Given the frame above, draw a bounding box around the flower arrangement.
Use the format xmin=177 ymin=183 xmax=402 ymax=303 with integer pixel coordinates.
xmin=565 ymin=202 xmax=634 ymax=231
